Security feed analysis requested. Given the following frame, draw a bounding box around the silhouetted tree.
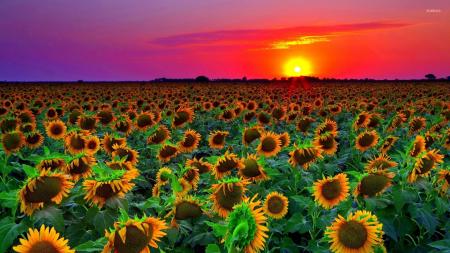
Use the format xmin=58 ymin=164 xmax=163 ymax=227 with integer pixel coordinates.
xmin=447 ymin=76 xmax=450 ymax=81
xmin=425 ymin=74 xmax=436 ymax=80
xmin=195 ymin=76 xmax=209 ymax=82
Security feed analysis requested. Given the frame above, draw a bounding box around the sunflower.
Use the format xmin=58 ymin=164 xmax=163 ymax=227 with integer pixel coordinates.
xmin=64 ymin=131 xmax=86 ymax=155
xmin=288 ymin=145 xmax=323 ymax=169
xmin=242 ymin=126 xmax=262 ymax=146
xmin=83 ymin=171 xmax=135 ymax=208
xmin=325 ymin=210 xmax=384 ymax=253
xmin=84 ymin=135 xmax=101 ymax=155
xmin=387 ymin=112 xmax=407 ymax=132
xmin=436 ymin=170 xmax=449 ymax=195
xmin=271 ymin=106 xmax=286 ymax=121
xmin=257 ymin=131 xmax=282 ymax=157
xmin=102 ymin=133 xmax=127 ymax=154
xmin=167 ymin=195 xmax=203 ymax=227
xmin=263 ymin=192 xmax=288 ymax=219
xmin=365 ymin=154 xmax=397 ymax=172
xmin=37 ymin=158 xmax=66 ymax=172
xmin=313 ymin=133 xmax=338 ymax=155
xmin=157 ymin=144 xmax=178 ymax=163
xmin=19 ymin=123 xmax=36 ymax=134
xmin=213 ymin=151 xmax=244 ymax=179
xmin=68 ymin=109 xmax=82 ymax=125
xmin=0 ymin=117 xmax=18 ymax=133
xmin=354 ymin=170 xmax=395 ymax=198
xmin=408 ymin=149 xmax=444 ymax=183
xmin=24 ymin=131 xmax=44 ymax=149
xmin=185 ymin=157 xmax=213 ymax=174
xmin=224 ymin=195 xmax=268 ymax=253
xmin=64 ymin=154 xmax=96 ymax=181
xmin=355 ymin=130 xmax=379 ymax=152
xmin=114 ymin=117 xmax=133 ymax=136
xmin=77 ymin=114 xmax=98 ymax=132
xmin=135 ymin=112 xmax=155 ymax=131
xmin=296 ymin=116 xmax=315 ymax=133
xmin=353 ymin=111 xmax=372 ymax=130
xmin=112 ymin=143 xmax=139 ymax=165
xmin=238 ymin=154 xmax=268 ymax=182
xmin=102 ymin=216 xmax=167 ymax=253
xmin=147 ymin=125 xmax=171 ymax=145
xmin=379 ymin=136 xmax=398 ymax=154
xmin=177 ymin=129 xmax=201 ymax=153
xmin=1 ymin=130 xmax=25 ymax=154
xmin=210 ymin=177 xmax=248 ymax=218
xmin=106 ymin=160 xmax=136 ymax=172
xmin=208 ymin=130 xmax=229 ymax=149
xmin=278 ymin=132 xmax=291 ymax=148
xmin=182 ymin=167 xmax=200 ymax=190
xmin=177 ymin=178 xmax=192 ymax=197
xmin=19 ymin=169 xmax=74 ymax=215
xmin=13 ymin=224 xmax=75 ymax=253
xmin=97 ymin=109 xmax=115 ymax=125
xmin=316 ymin=118 xmax=338 ymax=136
xmin=243 ymin=111 xmax=256 ymax=123
xmin=257 ymin=111 xmax=271 ymax=125
xmin=313 ymin=173 xmax=350 ymax=209
xmin=172 ymin=107 xmax=194 ymax=128
xmin=409 ymin=135 xmax=426 ymax=157
xmin=45 ymin=120 xmax=67 ymax=140
xmin=409 ymin=116 xmax=426 ymax=134
xmin=220 ymin=109 xmax=236 ymax=121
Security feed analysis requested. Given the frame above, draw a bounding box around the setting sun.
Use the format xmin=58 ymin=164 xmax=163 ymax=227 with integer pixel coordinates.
xmin=284 ymin=58 xmax=312 ymax=77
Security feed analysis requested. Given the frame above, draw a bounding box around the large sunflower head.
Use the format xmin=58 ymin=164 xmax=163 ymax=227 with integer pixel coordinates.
xmin=242 ymin=126 xmax=262 ymax=146
xmin=213 ymin=152 xmax=244 ymax=179
xmin=156 ymin=167 xmax=173 ymax=186
xmin=64 ymin=131 xmax=87 ymax=155
xmin=112 ymin=143 xmax=139 ymax=165
xmin=36 ymin=158 xmax=66 ymax=172
xmin=408 ymin=149 xmax=444 ymax=183
xmin=278 ymin=132 xmax=291 ymax=148
xmin=102 ymin=133 xmax=127 ymax=154
xmin=316 ymin=118 xmax=339 ymax=136
xmin=355 ymin=130 xmax=379 ymax=152
xmin=325 ymin=210 xmax=384 ymax=253
xmin=409 ymin=116 xmax=426 ymax=134
xmin=77 ymin=114 xmax=98 ymax=132
xmin=353 ymin=111 xmax=372 ymax=130
xmin=257 ymin=111 xmax=272 ymax=125
xmin=19 ymin=169 xmax=74 ymax=215
xmin=172 ymin=107 xmax=194 ymax=128
xmin=271 ymin=106 xmax=286 ymax=121
xmin=263 ymin=192 xmax=289 ymax=219
xmin=1 ymin=130 xmax=25 ymax=155
xmin=365 ymin=153 xmax=398 ymax=172
xmin=224 ymin=195 xmax=268 ymax=253
xmin=0 ymin=117 xmax=18 ymax=133
xmin=64 ymin=153 xmax=97 ymax=181
xmin=83 ymin=164 xmax=135 ymax=208
xmin=313 ymin=173 xmax=350 ymax=209
xmin=84 ymin=135 xmax=101 ymax=155
xmin=167 ymin=195 xmax=203 ymax=227
xmin=157 ymin=144 xmax=178 ymax=163
xmin=114 ymin=117 xmax=133 ymax=136
xmin=135 ymin=111 xmax=155 ymax=131
xmin=182 ymin=167 xmax=200 ymax=190
xmin=177 ymin=129 xmax=201 ymax=153
xmin=103 ymin=213 xmax=168 ymax=253
xmin=210 ymin=177 xmax=249 ymax=218
xmin=296 ymin=116 xmax=316 ymax=133
xmin=313 ymin=132 xmax=338 ymax=155
xmin=24 ymin=131 xmax=44 ymax=149
xmin=97 ymin=109 xmax=115 ymax=125
xmin=354 ymin=170 xmax=395 ymax=198
xmin=185 ymin=157 xmax=213 ymax=174
xmin=257 ymin=131 xmax=282 ymax=157
xmin=409 ymin=135 xmax=426 ymax=157
xmin=13 ymin=224 xmax=75 ymax=253
xmin=147 ymin=125 xmax=171 ymax=145
xmin=288 ymin=144 xmax=323 ymax=169
xmin=208 ymin=130 xmax=229 ymax=149
xmin=238 ymin=154 xmax=268 ymax=182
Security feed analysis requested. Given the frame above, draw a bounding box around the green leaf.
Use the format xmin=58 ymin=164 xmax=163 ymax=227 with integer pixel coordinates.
xmin=75 ymin=237 xmax=108 ymax=252
xmin=22 ymin=164 xmax=38 ymax=178
xmin=428 ymin=239 xmax=450 ymax=252
xmin=206 ymin=244 xmax=221 ymax=253
xmin=93 ymin=209 xmax=116 ymax=235
xmin=285 ymin=213 xmax=311 ymax=233
xmin=205 ymin=221 xmax=227 ymax=237
xmin=0 ymin=217 xmax=28 ymax=253
xmin=408 ymin=204 xmax=438 ymax=233
xmin=43 ymin=146 xmax=50 ymax=156
xmin=0 ymin=190 xmax=18 ymax=216
xmin=34 ymin=206 xmax=65 ymax=232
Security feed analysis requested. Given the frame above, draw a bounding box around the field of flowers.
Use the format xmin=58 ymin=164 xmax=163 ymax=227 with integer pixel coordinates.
xmin=0 ymin=81 xmax=449 ymax=253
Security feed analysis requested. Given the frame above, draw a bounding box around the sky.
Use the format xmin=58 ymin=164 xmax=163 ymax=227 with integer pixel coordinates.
xmin=0 ymin=0 xmax=449 ymax=81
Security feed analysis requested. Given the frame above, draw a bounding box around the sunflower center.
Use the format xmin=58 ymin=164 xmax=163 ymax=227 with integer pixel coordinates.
xmin=267 ymin=196 xmax=284 ymax=214
xmin=24 ymin=176 xmax=62 ymax=203
xmin=212 ymin=134 xmax=225 ymax=145
xmin=418 ymin=157 xmax=434 ymax=174
xmin=50 ymin=124 xmax=63 ymax=135
xmin=321 ymin=180 xmax=342 ymax=200
xmin=244 ymin=129 xmax=261 ymax=144
xmin=87 ymin=140 xmax=98 ymax=150
xmin=175 ymin=201 xmax=202 ymax=220
xmin=258 ymin=112 xmax=271 ymax=124
xmin=69 ymin=135 xmax=85 ymax=150
xmin=338 ymin=220 xmax=368 ymax=249
xmin=182 ymin=134 xmax=196 ymax=147
xmin=150 ymin=129 xmax=167 ymax=144
xmin=293 ymin=149 xmax=315 ymax=166
xmin=359 ymin=134 xmax=375 ymax=147
xmin=217 ymin=157 xmax=238 ymax=173
xmin=174 ymin=111 xmax=189 ymax=126
xmin=216 ymin=184 xmax=243 ymax=210
xmin=113 ymin=225 xmax=153 ymax=253
xmin=28 ymin=241 xmax=59 ymax=253
xmin=3 ymin=132 xmax=22 ymax=150
xmin=359 ymin=174 xmax=389 ymax=197
xmin=160 ymin=146 xmax=177 ymax=158
xmin=69 ymin=158 xmax=90 ymax=174
xmin=80 ymin=117 xmax=96 ymax=130
xmin=191 ymin=162 xmax=210 ymax=174
xmin=241 ymin=159 xmax=261 ymax=177
xmin=319 ymin=136 xmax=335 ymax=150
xmin=183 ymin=169 xmax=197 ymax=182
xmin=137 ymin=114 xmax=153 ymax=128
xmin=96 ymin=183 xmax=118 ymax=199
xmin=261 ymin=137 xmax=276 ymax=152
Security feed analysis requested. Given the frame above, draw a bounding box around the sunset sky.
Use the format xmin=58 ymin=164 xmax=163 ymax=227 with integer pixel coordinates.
xmin=1 ymin=0 xmax=449 ymax=81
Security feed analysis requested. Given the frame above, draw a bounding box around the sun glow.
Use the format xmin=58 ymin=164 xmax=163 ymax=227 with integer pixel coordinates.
xmin=284 ymin=58 xmax=312 ymax=77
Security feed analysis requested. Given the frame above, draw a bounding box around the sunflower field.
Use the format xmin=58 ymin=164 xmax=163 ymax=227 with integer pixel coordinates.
xmin=0 ymin=81 xmax=449 ymax=253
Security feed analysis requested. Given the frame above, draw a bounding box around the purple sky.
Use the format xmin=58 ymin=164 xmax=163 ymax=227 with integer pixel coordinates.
xmin=1 ymin=0 xmax=449 ymax=81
